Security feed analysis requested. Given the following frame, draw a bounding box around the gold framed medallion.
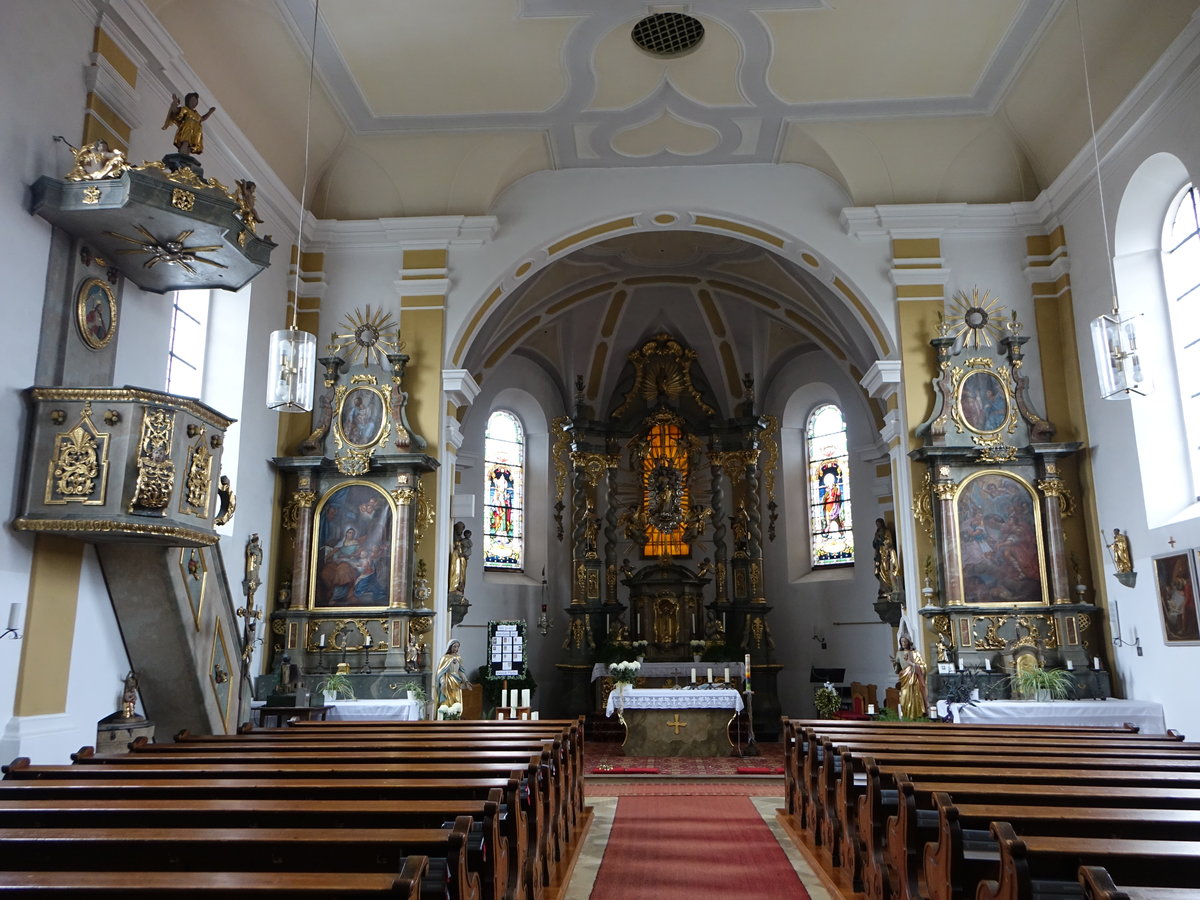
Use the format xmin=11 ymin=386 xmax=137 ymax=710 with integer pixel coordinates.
xmin=76 ymin=277 xmax=117 ymax=350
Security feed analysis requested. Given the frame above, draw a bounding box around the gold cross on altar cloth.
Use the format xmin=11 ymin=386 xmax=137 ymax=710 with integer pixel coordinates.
xmin=666 ymin=714 xmax=687 ymax=735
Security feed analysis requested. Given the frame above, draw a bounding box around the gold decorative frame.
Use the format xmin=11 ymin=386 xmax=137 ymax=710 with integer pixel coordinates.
xmin=178 ymin=547 xmax=207 ymax=629
xmin=332 ymin=381 xmax=391 ymax=450
xmin=308 ymin=480 xmax=398 ymax=610
xmin=950 ymin=359 xmax=1017 ymax=438
xmin=44 ymin=404 xmax=110 ymax=506
xmin=76 ymin=277 xmax=117 ymax=350
xmin=952 ymin=469 xmax=1049 ymax=607
xmin=209 ymin=617 xmax=234 ymax=731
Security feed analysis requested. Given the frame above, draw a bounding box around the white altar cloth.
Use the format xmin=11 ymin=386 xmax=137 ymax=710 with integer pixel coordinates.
xmin=591 ymin=662 xmax=746 ymax=682
xmin=936 ymin=698 xmax=1167 ymax=734
xmin=606 ymin=687 xmax=744 ymax=717
xmin=328 ymin=699 xmax=423 ymax=721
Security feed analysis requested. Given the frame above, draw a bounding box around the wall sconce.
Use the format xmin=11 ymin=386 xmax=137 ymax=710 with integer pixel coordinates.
xmin=2 ymin=602 xmax=23 ymax=640
xmin=537 ymin=569 xmax=552 ymax=636
xmin=812 ymin=628 xmax=826 ymax=650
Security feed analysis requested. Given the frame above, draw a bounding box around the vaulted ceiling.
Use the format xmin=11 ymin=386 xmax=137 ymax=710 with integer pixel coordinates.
xmin=148 ymin=0 xmax=1198 ymax=218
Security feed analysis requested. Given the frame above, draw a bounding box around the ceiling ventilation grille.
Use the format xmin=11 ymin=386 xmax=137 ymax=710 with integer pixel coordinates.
xmin=631 ymin=13 xmax=705 ymax=57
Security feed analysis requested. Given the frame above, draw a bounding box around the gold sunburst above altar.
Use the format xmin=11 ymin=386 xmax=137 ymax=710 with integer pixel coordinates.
xmin=327 ymin=306 xmax=404 ymax=366
xmin=946 ymin=287 xmax=1006 ymax=350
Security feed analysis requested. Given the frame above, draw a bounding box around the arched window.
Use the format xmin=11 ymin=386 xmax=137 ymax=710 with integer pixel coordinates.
xmin=642 ymin=420 xmax=690 ymax=557
xmin=807 ymin=403 xmax=853 ymax=566
xmin=483 ymin=410 xmax=525 ymax=570
xmin=1163 ymin=184 xmax=1200 ymax=484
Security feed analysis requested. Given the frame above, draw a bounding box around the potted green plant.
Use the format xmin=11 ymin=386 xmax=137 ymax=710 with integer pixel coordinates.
xmin=315 ymin=671 xmax=355 ymax=704
xmin=393 ymin=681 xmax=426 ymax=703
xmin=1007 ymin=665 xmax=1074 ymax=701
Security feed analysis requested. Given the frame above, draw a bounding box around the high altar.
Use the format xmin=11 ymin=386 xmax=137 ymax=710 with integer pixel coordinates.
xmin=553 ymin=334 xmax=783 ymax=740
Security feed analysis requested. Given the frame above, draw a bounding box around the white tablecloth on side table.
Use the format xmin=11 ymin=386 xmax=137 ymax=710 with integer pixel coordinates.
xmin=327 ymin=699 xmax=423 ymax=721
xmin=941 ymin=699 xmax=1167 ymax=734
xmin=605 ymin=687 xmax=743 ymax=717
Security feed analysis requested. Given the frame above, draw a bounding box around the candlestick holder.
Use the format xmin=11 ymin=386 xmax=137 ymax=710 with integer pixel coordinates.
xmin=313 ymin=645 xmax=327 ymax=674
xmin=359 ymin=644 xmax=373 ymax=674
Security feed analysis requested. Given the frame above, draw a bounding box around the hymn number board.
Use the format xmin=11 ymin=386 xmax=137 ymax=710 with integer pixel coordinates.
xmin=487 ymin=619 xmax=527 ymax=680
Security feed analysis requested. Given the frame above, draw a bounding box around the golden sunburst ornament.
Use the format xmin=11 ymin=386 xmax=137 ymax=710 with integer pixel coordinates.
xmin=946 ymin=287 xmax=1006 ymax=350
xmin=327 ymin=306 xmax=404 ymax=366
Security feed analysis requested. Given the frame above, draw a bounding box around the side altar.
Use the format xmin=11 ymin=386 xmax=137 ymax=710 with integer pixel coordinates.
xmin=267 ymin=309 xmax=439 ymax=702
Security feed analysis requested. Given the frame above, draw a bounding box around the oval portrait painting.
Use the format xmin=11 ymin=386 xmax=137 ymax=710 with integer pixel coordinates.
xmin=958 ymin=371 xmax=1008 ymax=434
xmin=76 ymin=277 xmax=117 ymax=350
xmin=338 ymin=386 xmax=385 ymax=447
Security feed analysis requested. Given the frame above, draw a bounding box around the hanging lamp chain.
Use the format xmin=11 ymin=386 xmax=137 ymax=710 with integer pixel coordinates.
xmin=290 ymin=0 xmax=319 ymax=332
xmin=1076 ymin=0 xmax=1119 ymax=317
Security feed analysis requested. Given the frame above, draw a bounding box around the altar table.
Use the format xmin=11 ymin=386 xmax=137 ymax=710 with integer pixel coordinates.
xmin=327 ymin=698 xmax=424 ymax=721
xmin=606 ymin=687 xmax=744 ymax=757
xmin=936 ymin=698 xmax=1167 ymax=734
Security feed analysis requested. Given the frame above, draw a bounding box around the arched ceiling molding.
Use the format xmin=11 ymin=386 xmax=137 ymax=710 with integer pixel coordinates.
xmin=451 ymin=205 xmax=892 ymax=372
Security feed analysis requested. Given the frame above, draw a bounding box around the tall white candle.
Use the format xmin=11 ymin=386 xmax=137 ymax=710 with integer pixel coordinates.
xmin=867 ymin=703 xmax=876 ymax=715
xmin=724 ymin=667 xmax=730 ymax=683
xmin=520 ymin=688 xmax=530 ymax=708
xmin=744 ymin=654 xmax=751 ymax=680
xmin=318 ymin=633 xmax=326 ymax=648
xmin=636 ymin=613 xmax=641 ymax=634
xmin=707 ymin=668 xmax=713 ymax=683
xmin=690 ymin=667 xmax=696 ymax=684
xmin=984 ymin=658 xmax=991 ymax=671
xmin=5 ymin=603 xmax=18 ymax=631
xmin=1066 ymin=659 xmax=1074 ymax=671
xmin=531 ymin=711 xmax=539 ymax=720
xmin=692 ymin=613 xmax=697 ymax=633
xmin=500 ymin=688 xmax=508 ymax=708
xmin=957 ymin=658 xmax=964 ymax=671
xmin=1093 ymin=656 xmax=1101 ymax=670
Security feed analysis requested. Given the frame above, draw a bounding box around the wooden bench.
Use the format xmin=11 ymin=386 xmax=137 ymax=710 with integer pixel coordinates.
xmin=980 ymin=822 xmax=1200 ymax=900
xmin=0 ymin=795 xmax=506 ymax=900
xmin=0 ymin=772 xmax=535 ymax=900
xmin=1078 ymin=864 xmax=1200 ymax=900
xmin=0 ymin=819 xmax=478 ymax=900
xmin=0 ymin=860 xmax=428 ymax=898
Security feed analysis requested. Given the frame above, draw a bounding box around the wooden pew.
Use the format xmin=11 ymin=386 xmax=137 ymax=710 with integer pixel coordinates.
xmin=0 ymin=859 xmax=428 ymax=898
xmin=0 ymin=772 xmax=535 ymax=900
xmin=0 ymin=796 xmax=506 ymax=900
xmin=72 ymin=744 xmax=566 ymax=879
xmin=0 ymin=819 xmax=478 ymax=900
xmin=1079 ymin=864 xmax=1200 ymax=900
xmin=920 ymin=792 xmax=1200 ymax=900
xmin=979 ymin=822 xmax=1200 ymax=900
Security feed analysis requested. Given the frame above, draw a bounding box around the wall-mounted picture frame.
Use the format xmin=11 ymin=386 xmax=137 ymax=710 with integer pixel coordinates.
xmin=956 ymin=369 xmax=1010 ymax=435
xmin=953 ymin=470 xmax=1047 ymax=606
xmin=76 ymin=276 xmax=117 ymax=350
xmin=1153 ymin=551 xmax=1200 ymax=644
xmin=178 ymin=547 xmax=207 ymax=629
xmin=310 ymin=481 xmax=396 ymax=609
xmin=336 ymin=384 xmax=387 ymax=448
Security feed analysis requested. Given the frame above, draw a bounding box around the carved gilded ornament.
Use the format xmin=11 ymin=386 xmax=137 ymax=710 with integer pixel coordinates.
xmin=977 ymin=616 xmax=1007 ymax=650
xmin=45 ymin=404 xmax=109 ymax=506
xmin=30 ymin=387 xmax=233 ymax=430
xmin=81 ymin=185 xmax=101 ymax=204
xmin=912 ymin=471 xmax=934 ymax=539
xmin=611 ymin=333 xmax=715 ymax=418
xmin=409 ymin=616 xmax=433 ymax=636
xmin=1037 ymin=479 xmax=1075 ymax=518
xmin=129 ymin=407 xmax=175 ymax=513
xmin=326 ymin=307 xmax=404 ymax=367
xmin=606 ymin=564 xmax=617 ymax=593
xmin=710 ymin=449 xmax=760 ymax=471
xmin=932 ymin=615 xmax=953 ymax=644
xmin=749 ymin=615 xmax=765 ymax=649
xmin=179 ymin=440 xmax=213 ymax=516
xmin=586 ymin=569 xmax=601 ymax=599
xmin=170 ymin=188 xmax=195 ymax=211
xmin=760 ymin=415 xmax=780 ymax=502
xmin=715 ymin=562 xmax=727 ymax=599
xmin=975 ymin=442 xmax=1019 ymax=463
xmin=551 ymin=416 xmax=571 ymax=502
xmin=932 ymin=479 xmax=959 ymax=502
xmin=411 ymin=480 xmax=434 ymax=549
xmin=570 ymin=451 xmax=619 ymax=488
xmin=391 ymin=487 xmax=417 ymax=506
xmin=331 ymin=378 xmax=393 ymax=474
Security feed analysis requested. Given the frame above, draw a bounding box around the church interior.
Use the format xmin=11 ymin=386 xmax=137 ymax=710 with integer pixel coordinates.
xmin=3 ymin=1 xmax=1200 ymax=896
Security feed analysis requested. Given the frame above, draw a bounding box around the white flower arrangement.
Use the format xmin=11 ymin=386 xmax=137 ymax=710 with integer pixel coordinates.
xmin=437 ymin=701 xmax=463 ymax=720
xmin=608 ymin=660 xmax=641 ymax=684
xmin=689 ymin=639 xmax=706 ymax=652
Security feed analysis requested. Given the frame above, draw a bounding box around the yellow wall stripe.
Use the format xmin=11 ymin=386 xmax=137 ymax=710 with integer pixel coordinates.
xmin=13 ymin=536 xmax=84 ymax=716
xmin=547 ymin=218 xmax=637 ymax=257
xmin=693 ymin=216 xmax=786 ymax=249
xmin=93 ymin=29 xmax=137 ymax=88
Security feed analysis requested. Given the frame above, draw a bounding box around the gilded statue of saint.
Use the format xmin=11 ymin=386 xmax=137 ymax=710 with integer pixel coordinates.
xmin=891 ymin=632 xmax=927 ymax=721
xmin=1108 ymin=528 xmax=1133 ymax=573
xmin=163 ymin=92 xmax=216 ymax=155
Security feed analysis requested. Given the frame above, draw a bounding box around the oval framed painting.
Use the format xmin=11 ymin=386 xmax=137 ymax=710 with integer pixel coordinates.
xmin=76 ymin=277 xmax=117 ymax=350
xmin=957 ymin=370 xmax=1009 ymax=434
xmin=337 ymin=385 xmax=386 ymax=448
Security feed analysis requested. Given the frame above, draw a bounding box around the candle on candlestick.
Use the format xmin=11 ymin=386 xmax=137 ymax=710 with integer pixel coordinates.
xmin=724 ymin=667 xmax=730 ymax=683
xmin=690 ymin=667 xmax=696 ymax=684
xmin=605 ymin=613 xmax=610 ymax=635
xmin=500 ymin=689 xmax=508 ymax=708
xmin=692 ymin=613 xmax=697 ymax=634
xmin=984 ymin=658 xmax=991 ymax=671
xmin=636 ymin=613 xmax=641 ymax=635
xmin=318 ymin=633 xmax=326 ymax=648
xmin=707 ymin=668 xmax=713 ymax=683
xmin=520 ymin=688 xmax=530 ymax=708
xmin=722 ymin=612 xmax=727 ymax=630
xmin=1093 ymin=656 xmax=1101 ymax=670
xmin=531 ymin=711 xmax=539 ymax=720
xmin=744 ymin=654 xmax=751 ymax=680
xmin=867 ymin=703 xmax=876 ymax=715
xmin=1066 ymin=659 xmax=1074 ymax=671
xmin=957 ymin=658 xmax=964 ymax=671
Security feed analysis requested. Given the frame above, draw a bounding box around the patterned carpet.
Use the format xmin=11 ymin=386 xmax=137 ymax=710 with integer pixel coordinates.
xmin=585 ymin=739 xmax=785 ymax=778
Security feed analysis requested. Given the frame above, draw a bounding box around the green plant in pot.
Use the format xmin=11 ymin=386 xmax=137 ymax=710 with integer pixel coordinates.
xmin=393 ymin=681 xmax=426 ymax=703
xmin=1007 ymin=665 xmax=1074 ymax=701
xmin=315 ymin=670 xmax=355 ymax=703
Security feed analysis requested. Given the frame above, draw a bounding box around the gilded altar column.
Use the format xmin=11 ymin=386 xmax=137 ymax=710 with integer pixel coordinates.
xmin=284 ymin=468 xmax=319 ymax=609
xmin=1036 ymin=457 xmax=1074 ymax=604
xmin=708 ymin=453 xmax=728 ymax=603
xmin=603 ymin=462 xmax=620 ymax=606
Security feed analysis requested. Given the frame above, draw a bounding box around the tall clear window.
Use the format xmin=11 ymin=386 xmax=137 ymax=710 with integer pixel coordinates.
xmin=483 ymin=410 xmax=525 ymax=570
xmin=1164 ymin=184 xmax=1200 ymax=483
xmin=165 ymin=289 xmax=210 ymax=397
xmin=807 ymin=403 xmax=854 ymax=566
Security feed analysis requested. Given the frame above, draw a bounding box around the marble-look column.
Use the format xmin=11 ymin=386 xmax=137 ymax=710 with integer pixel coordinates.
xmin=1036 ymin=456 xmax=1073 ymax=605
xmin=286 ymin=468 xmax=319 ymax=610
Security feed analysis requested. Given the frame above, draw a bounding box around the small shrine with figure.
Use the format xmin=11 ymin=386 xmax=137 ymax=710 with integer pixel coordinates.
xmin=267 ymin=307 xmax=439 ymax=701
xmin=552 ymin=334 xmax=784 ymax=740
xmin=910 ymin=291 xmax=1111 ymax=702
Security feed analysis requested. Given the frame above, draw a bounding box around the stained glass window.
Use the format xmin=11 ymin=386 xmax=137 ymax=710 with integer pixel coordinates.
xmin=1164 ymin=184 xmax=1200 ymax=482
xmin=642 ymin=420 xmax=690 ymax=557
xmin=807 ymin=403 xmax=854 ymax=566
xmin=484 ymin=410 xmax=524 ymax=570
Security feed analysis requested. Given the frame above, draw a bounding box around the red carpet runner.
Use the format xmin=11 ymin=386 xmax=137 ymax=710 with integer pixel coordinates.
xmin=587 ymin=794 xmax=810 ymax=899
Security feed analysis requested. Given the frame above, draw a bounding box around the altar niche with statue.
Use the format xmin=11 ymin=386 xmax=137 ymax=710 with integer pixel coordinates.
xmin=267 ymin=308 xmax=439 ymax=703
xmin=910 ymin=293 xmax=1109 ymax=702
xmin=552 ymin=333 xmax=783 ymax=741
